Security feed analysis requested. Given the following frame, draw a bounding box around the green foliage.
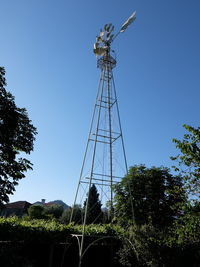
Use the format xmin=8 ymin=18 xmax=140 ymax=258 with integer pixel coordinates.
xmin=28 ymin=204 xmax=64 ymax=220
xmin=115 ymin=164 xmax=199 ymax=266
xmin=118 ymin=219 xmax=200 ymax=267
xmin=44 ymin=204 xmax=64 ymax=219
xmin=114 ymin=165 xmax=186 ymax=227
xmin=0 ymin=216 xmax=199 ymax=266
xmin=0 ymin=217 xmax=124 ymax=266
xmin=171 ymin=124 xmax=200 ymax=196
xmin=0 ymin=217 xmax=123 ymax=242
xmin=120 ymin=224 xmax=169 ymax=266
xmin=167 ymin=209 xmax=200 ymax=246
xmin=83 ymin=184 xmax=103 ymax=224
xmin=28 ymin=205 xmax=45 ymax=219
xmin=0 ymin=67 xmax=37 ymax=206
xmin=61 ymin=205 xmax=82 ymax=224
xmin=102 ymin=208 xmax=112 ymax=224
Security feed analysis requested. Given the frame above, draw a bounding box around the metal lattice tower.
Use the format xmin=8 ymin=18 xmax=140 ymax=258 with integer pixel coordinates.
xmin=71 ymin=51 xmax=127 ymax=217
xmin=70 ymin=12 xmax=136 ymax=267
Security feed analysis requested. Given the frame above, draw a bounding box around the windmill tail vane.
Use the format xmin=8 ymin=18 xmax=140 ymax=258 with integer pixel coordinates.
xmin=120 ymin=11 xmax=136 ymax=32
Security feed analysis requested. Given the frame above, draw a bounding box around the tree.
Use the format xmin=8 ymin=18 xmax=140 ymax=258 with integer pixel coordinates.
xmin=171 ymin=124 xmax=200 ymax=197
xmin=114 ymin=165 xmax=186 ymax=227
xmin=83 ymin=184 xmax=103 ymax=224
xmin=61 ymin=204 xmax=82 ymax=224
xmin=0 ymin=67 xmax=37 ymax=205
xmin=28 ymin=205 xmax=45 ymax=219
xmin=170 ymin=125 xmax=200 ymax=264
xmin=44 ymin=204 xmax=64 ymax=219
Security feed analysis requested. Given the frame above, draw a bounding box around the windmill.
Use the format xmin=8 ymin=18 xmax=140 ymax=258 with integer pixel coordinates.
xmin=70 ymin=11 xmax=136 ymax=267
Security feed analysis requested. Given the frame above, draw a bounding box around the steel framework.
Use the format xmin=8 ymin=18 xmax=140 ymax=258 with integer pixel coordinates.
xmin=70 ymin=52 xmax=128 ymax=267
xmin=70 ymin=14 xmax=136 ymax=266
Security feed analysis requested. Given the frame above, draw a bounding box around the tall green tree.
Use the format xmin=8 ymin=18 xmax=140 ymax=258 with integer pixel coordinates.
xmin=61 ymin=204 xmax=82 ymax=224
xmin=0 ymin=67 xmax=37 ymax=205
xmin=83 ymin=184 xmax=103 ymax=224
xmin=114 ymin=165 xmax=186 ymax=227
xmin=171 ymin=124 xmax=200 ymax=197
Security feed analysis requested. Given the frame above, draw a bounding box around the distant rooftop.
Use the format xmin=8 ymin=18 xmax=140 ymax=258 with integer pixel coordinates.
xmin=5 ymin=201 xmax=31 ymax=209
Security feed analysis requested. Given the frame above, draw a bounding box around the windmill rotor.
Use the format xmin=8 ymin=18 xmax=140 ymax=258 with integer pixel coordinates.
xmin=93 ymin=11 xmax=136 ymax=57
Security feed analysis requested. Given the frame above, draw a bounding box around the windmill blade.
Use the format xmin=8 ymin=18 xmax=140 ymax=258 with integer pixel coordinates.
xmin=100 ymin=31 xmax=104 ymax=37
xmin=120 ymin=11 xmax=136 ymax=33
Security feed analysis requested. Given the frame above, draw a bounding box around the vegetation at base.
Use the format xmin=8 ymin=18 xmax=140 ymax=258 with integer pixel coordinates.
xmin=0 ymin=217 xmax=124 ymax=267
xmin=83 ymin=184 xmax=103 ymax=224
xmin=28 ymin=204 xmax=64 ymax=220
xmin=118 ymin=214 xmax=200 ymax=267
xmin=115 ymin=124 xmax=200 ymax=266
xmin=0 ymin=216 xmax=124 ymax=242
xmin=0 ymin=212 xmax=200 ymax=266
xmin=114 ymin=165 xmax=186 ymax=227
xmin=61 ymin=204 xmax=82 ymax=224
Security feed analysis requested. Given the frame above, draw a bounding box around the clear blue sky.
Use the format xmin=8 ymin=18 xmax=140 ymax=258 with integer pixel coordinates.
xmin=1 ymin=0 xmax=199 ymax=205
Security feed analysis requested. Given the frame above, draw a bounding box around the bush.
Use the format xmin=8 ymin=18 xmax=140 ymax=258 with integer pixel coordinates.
xmin=28 ymin=205 xmax=45 ymax=219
